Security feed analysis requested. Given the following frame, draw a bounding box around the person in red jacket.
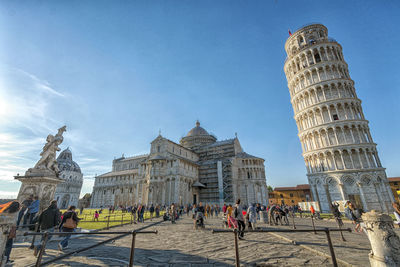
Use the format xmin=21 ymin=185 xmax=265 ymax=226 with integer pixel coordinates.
xmin=310 ymin=205 xmax=315 ymax=217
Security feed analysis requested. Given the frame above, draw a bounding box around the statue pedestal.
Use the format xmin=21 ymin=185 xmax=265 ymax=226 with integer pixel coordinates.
xmin=15 ymin=172 xmax=63 ymax=213
xmin=362 ymin=210 xmax=400 ymax=267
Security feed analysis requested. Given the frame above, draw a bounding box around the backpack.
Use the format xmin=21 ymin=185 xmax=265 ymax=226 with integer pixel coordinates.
xmin=234 ymin=207 xmax=239 ymax=218
xmin=63 ymin=212 xmax=77 ymax=229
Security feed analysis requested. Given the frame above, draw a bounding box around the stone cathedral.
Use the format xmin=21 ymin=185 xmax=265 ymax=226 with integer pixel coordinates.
xmin=284 ymin=24 xmax=394 ymax=212
xmin=90 ymin=121 xmax=268 ymax=208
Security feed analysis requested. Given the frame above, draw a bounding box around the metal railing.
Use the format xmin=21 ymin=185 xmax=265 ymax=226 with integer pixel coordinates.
xmin=24 ymin=226 xmax=159 ymax=267
xmin=212 ymin=227 xmax=351 ymax=267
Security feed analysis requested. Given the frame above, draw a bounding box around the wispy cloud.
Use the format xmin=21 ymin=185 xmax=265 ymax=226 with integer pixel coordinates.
xmin=0 ymin=66 xmax=67 ymax=184
xmin=0 ymin=65 xmax=111 ymax=197
xmin=16 ymin=68 xmax=65 ymax=97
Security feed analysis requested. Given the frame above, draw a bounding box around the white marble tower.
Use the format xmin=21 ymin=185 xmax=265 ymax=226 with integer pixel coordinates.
xmin=283 ymin=24 xmax=394 ymax=212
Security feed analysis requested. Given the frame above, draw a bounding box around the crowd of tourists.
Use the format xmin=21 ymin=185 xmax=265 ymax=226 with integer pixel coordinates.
xmin=0 ymin=196 xmax=81 ymax=265
xmin=2 ymin=194 xmax=400 ymax=265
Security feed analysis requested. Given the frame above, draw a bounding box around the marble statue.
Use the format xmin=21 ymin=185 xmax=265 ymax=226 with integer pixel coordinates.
xmin=28 ymin=126 xmax=66 ymax=175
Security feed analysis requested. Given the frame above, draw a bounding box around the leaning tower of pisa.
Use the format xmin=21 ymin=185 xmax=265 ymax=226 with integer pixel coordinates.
xmin=283 ymin=24 xmax=394 ymax=213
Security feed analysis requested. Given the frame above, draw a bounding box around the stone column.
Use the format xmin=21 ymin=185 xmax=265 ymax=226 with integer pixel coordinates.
xmin=357 ymin=182 xmax=369 ymax=211
xmin=261 ymin=184 xmax=267 ymax=206
xmin=161 ymin=182 xmax=166 ymax=205
xmin=323 ymin=184 xmax=333 ymax=212
xmin=384 ymin=182 xmax=395 ymax=203
xmin=338 ymin=183 xmax=348 ymax=201
xmin=362 ymin=210 xmax=400 ymax=267
xmin=175 ymin=177 xmax=180 ymax=203
xmin=373 ymin=183 xmax=387 ymax=212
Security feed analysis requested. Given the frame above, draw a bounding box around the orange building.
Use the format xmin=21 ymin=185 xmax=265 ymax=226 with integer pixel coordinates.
xmin=388 ymin=177 xmax=400 ymax=203
xmin=268 ymin=184 xmax=312 ymax=206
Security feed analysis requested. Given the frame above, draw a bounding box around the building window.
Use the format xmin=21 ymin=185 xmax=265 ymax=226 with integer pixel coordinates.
xmin=290 ymin=193 xmax=294 ymax=197
xmin=157 ymin=146 xmax=160 ymax=152
xmin=112 ymin=189 xmax=115 ymax=194
xmin=121 ymin=189 xmax=123 ymax=193
xmin=280 ymin=194 xmax=284 ymax=198
xmin=247 ymin=172 xmax=251 ymax=179
xmin=394 ymin=182 xmax=398 ymax=186
xmin=291 ymin=200 xmax=294 ymax=203
xmin=333 ymin=114 xmax=339 ymax=120
xmin=315 ymin=53 xmax=321 ymax=62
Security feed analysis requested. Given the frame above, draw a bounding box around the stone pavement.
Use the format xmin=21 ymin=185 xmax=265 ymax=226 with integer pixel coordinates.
xmin=9 ymin=214 xmax=396 ymax=266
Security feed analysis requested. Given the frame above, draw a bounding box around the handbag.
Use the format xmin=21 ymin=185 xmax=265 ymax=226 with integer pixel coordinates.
xmin=63 ymin=217 xmax=77 ymax=229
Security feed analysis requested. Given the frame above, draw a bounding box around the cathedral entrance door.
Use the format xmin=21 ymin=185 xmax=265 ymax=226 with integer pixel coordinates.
xmin=193 ymin=194 xmax=197 ymax=205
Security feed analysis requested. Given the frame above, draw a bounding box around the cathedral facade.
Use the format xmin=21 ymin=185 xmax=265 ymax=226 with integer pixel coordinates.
xmin=90 ymin=121 xmax=268 ymax=208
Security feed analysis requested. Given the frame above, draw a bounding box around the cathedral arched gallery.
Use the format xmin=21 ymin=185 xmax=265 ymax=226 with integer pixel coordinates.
xmin=90 ymin=121 xmax=269 ymax=208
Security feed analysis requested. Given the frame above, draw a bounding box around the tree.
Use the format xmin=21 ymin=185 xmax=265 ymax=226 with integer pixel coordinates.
xmin=267 ymin=186 xmax=274 ymax=193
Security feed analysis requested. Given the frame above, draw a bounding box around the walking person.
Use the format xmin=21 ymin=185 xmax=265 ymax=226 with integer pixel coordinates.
xmin=33 ymin=200 xmax=61 ymax=256
xmin=58 ymin=206 xmax=80 ymax=251
xmin=1 ymin=201 xmax=20 ymax=265
xmin=247 ymin=203 xmax=257 ymax=230
xmin=149 ymin=204 xmax=155 ymax=221
xmin=132 ymin=205 xmax=137 ymax=224
xmin=310 ymin=205 xmax=316 ymax=218
xmin=344 ymin=201 xmax=363 ymax=233
xmin=17 ymin=195 xmax=33 ymax=226
xmin=140 ymin=205 xmax=145 ymax=222
xmin=27 ymin=196 xmax=40 ymax=225
xmin=137 ymin=205 xmax=142 ymax=223
xmin=155 ymin=205 xmax=160 ymax=218
xmin=170 ymin=203 xmax=176 ymax=224
xmin=233 ymin=199 xmax=245 ymax=240
xmin=274 ymin=206 xmax=283 ymax=225
xmin=332 ymin=202 xmax=343 ymax=227
xmin=94 ymin=210 xmax=99 ymax=221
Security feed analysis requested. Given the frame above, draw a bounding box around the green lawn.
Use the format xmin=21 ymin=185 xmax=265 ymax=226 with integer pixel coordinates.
xmin=60 ymin=209 xmax=164 ymax=230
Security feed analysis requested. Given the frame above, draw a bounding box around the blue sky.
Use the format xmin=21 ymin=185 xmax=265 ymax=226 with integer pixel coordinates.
xmin=0 ymin=1 xmax=399 ymax=198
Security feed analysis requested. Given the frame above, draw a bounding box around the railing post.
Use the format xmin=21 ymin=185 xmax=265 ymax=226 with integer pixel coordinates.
xmin=324 ymin=228 xmax=338 ymax=267
xmin=35 ymin=232 xmax=49 ymax=267
xmin=233 ymin=229 xmax=240 ymax=267
xmin=337 ymin=219 xmax=346 ymax=242
xmin=121 ymin=214 xmax=124 ymax=226
xmin=107 ymin=216 xmax=110 ymax=230
xmin=129 ymin=231 xmax=136 ymax=267
xmin=311 ymin=214 xmax=316 ymax=234
xmin=30 ymin=223 xmax=39 ymax=249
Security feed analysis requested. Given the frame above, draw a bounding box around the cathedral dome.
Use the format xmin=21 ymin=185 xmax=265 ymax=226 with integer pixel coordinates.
xmin=57 ymin=148 xmax=82 ymax=173
xmin=180 ymin=121 xmax=217 ymax=150
xmin=186 ymin=121 xmax=210 ymax=137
